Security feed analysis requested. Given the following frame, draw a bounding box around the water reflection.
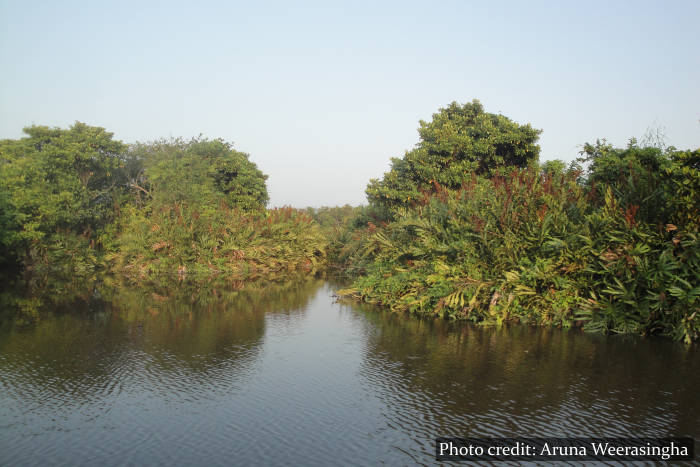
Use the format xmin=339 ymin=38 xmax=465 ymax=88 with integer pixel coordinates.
xmin=355 ymin=306 xmax=700 ymax=461
xmin=0 ymin=277 xmax=325 ymax=466
xmin=0 ymin=279 xmax=697 ymax=466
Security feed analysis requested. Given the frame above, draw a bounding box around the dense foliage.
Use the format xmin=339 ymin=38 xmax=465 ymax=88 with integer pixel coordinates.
xmin=2 ymin=108 xmax=698 ymax=343
xmin=366 ymin=100 xmax=541 ymax=212
xmin=110 ymin=204 xmax=326 ymax=282
xmin=305 ymin=204 xmax=390 ymax=269
xmin=126 ymin=138 xmax=269 ymax=211
xmin=0 ymin=125 xmax=326 ymax=285
xmin=340 ymin=104 xmax=700 ymax=343
xmin=107 ymin=138 xmax=326 ymax=282
xmin=0 ymin=123 xmax=128 ymax=276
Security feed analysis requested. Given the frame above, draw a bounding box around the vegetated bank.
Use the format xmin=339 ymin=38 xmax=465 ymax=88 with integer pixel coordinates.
xmin=0 ymin=124 xmax=327 ymax=297
xmin=1 ymin=104 xmax=698 ymax=343
xmin=336 ymin=101 xmax=699 ymax=343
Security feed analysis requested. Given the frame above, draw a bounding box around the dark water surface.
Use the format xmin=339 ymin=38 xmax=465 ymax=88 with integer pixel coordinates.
xmin=1 ymin=278 xmax=698 ymax=466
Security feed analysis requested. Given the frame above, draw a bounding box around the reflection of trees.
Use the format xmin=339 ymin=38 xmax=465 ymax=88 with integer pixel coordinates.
xmin=0 ymin=276 xmax=324 ymax=407
xmin=356 ymin=307 xmax=700 ymax=438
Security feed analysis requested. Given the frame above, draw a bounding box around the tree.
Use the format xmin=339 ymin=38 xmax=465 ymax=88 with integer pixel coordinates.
xmin=666 ymin=148 xmax=700 ymax=229
xmin=366 ymin=100 xmax=541 ymax=210
xmin=578 ymin=138 xmax=673 ymax=226
xmin=130 ymin=137 xmax=269 ymax=211
xmin=0 ymin=122 xmax=127 ymax=268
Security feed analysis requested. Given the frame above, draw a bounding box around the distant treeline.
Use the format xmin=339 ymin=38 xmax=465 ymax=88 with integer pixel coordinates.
xmin=1 ymin=101 xmax=698 ymax=342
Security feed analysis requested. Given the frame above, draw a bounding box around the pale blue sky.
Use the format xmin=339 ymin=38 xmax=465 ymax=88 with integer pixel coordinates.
xmin=2 ymin=0 xmax=699 ymax=207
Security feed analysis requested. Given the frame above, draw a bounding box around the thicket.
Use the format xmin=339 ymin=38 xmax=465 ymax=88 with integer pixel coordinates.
xmin=366 ymin=100 xmax=540 ymax=211
xmin=107 ymin=138 xmax=326 ymax=282
xmin=2 ymin=109 xmax=698 ymax=343
xmin=0 ymin=123 xmax=128 ymax=280
xmin=339 ymin=101 xmax=700 ymax=343
xmin=0 ymin=124 xmax=326 ymax=286
xmin=305 ymin=204 xmax=389 ymax=269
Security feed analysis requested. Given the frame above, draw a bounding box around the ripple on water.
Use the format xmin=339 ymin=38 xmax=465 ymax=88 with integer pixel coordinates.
xmin=1 ymin=284 xmax=699 ymax=466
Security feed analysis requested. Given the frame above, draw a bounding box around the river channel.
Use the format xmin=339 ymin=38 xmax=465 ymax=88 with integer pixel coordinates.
xmin=1 ymin=278 xmax=698 ymax=466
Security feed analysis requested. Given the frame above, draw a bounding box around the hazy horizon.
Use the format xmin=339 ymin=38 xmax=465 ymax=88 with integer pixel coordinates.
xmin=2 ymin=0 xmax=699 ymax=207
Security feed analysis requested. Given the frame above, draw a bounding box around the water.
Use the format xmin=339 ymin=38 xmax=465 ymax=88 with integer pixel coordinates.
xmin=1 ymin=278 xmax=698 ymax=466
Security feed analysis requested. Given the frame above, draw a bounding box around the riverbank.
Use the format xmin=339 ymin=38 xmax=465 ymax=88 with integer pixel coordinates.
xmin=2 ymin=103 xmax=698 ymax=342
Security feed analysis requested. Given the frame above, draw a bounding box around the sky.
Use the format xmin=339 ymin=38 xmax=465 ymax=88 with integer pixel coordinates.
xmin=1 ymin=0 xmax=699 ymax=207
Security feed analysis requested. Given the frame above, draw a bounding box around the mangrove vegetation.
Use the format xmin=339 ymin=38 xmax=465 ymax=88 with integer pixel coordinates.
xmin=0 ymin=126 xmax=326 ymax=290
xmin=1 ymin=100 xmax=698 ymax=342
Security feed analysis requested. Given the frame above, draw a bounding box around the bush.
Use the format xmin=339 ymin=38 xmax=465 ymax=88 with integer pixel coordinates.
xmin=109 ymin=203 xmax=327 ymax=283
xmin=340 ymin=105 xmax=700 ymax=342
xmin=366 ymin=100 xmax=541 ymax=213
xmin=0 ymin=122 xmax=127 ymax=275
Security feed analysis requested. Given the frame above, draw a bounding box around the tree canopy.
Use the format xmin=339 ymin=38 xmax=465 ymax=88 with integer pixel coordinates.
xmin=130 ymin=137 xmax=269 ymax=211
xmin=0 ymin=122 xmax=127 ymax=264
xmin=0 ymin=126 xmax=270 ymax=272
xmin=366 ymin=100 xmax=541 ymax=210
xmin=579 ymin=139 xmax=700 ymax=229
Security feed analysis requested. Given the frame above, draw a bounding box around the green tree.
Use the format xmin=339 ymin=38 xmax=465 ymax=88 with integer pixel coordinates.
xmin=0 ymin=185 xmax=19 ymax=266
xmin=540 ymin=159 xmax=568 ymax=176
xmin=578 ymin=138 xmax=675 ymax=226
xmin=130 ymin=137 xmax=268 ymax=211
xmin=0 ymin=122 xmax=127 ymax=270
xmin=366 ymin=100 xmax=541 ymax=211
xmin=666 ymin=148 xmax=700 ymax=229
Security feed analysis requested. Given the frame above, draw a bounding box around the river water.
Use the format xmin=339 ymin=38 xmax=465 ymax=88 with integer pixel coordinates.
xmin=0 ymin=278 xmax=698 ymax=466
